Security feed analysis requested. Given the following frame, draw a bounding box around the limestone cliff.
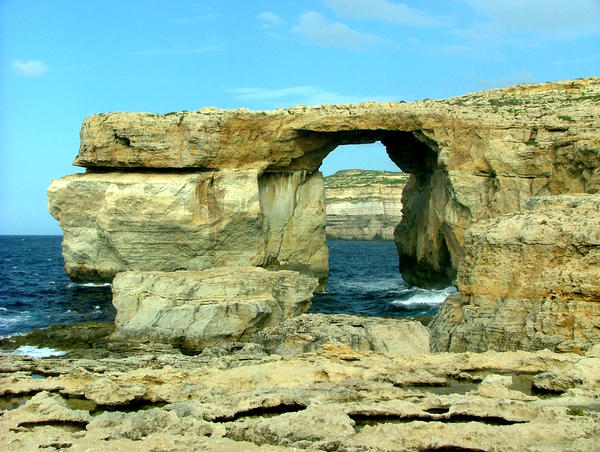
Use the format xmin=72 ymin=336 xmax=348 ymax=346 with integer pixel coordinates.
xmin=324 ymin=169 xmax=407 ymax=240
xmin=50 ymin=77 xmax=600 ymax=289
xmin=430 ymin=195 xmax=600 ymax=354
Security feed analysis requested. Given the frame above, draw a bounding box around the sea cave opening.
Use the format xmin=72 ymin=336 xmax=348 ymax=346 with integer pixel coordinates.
xmin=307 ymin=139 xmax=456 ymax=322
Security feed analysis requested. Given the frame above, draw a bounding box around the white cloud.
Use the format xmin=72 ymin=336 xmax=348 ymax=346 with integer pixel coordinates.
xmin=462 ymin=0 xmax=600 ymax=37
xmin=225 ymin=85 xmax=390 ymax=107
xmin=258 ymin=11 xmax=285 ymax=27
xmin=11 ymin=60 xmax=49 ymax=77
xmin=130 ymin=45 xmax=221 ymax=56
xmin=292 ymin=11 xmax=387 ymax=49
xmin=324 ymin=0 xmax=437 ymax=26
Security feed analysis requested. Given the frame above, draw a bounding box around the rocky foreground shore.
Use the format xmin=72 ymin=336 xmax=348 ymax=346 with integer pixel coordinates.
xmin=1 ymin=316 xmax=599 ymax=451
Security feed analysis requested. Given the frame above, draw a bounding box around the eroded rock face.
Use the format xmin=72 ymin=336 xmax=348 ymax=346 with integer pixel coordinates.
xmin=48 ymin=169 xmax=327 ymax=286
xmin=430 ymin=195 xmax=600 ymax=353
xmin=324 ymin=169 xmax=406 ymax=240
xmin=111 ymin=268 xmax=318 ymax=349
xmin=50 ymin=77 xmax=600 ymax=289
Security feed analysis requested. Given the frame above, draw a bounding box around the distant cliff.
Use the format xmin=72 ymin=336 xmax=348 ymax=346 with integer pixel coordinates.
xmin=324 ymin=170 xmax=408 ymax=240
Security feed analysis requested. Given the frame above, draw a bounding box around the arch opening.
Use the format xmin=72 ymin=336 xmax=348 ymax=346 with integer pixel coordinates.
xmin=305 ymin=138 xmax=456 ymax=320
xmin=258 ymin=128 xmax=458 ymax=296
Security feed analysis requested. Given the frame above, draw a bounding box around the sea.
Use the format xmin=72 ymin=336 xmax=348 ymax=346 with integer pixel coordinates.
xmin=0 ymin=236 xmax=455 ymax=341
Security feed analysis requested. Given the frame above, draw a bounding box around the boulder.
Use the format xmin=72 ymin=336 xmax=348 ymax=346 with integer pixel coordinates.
xmin=111 ymin=268 xmax=319 ymax=349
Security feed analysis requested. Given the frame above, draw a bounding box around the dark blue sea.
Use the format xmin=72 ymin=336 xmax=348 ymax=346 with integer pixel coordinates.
xmin=0 ymin=236 xmax=454 ymax=338
xmin=0 ymin=236 xmax=115 ymax=338
xmin=310 ymin=240 xmax=455 ymax=317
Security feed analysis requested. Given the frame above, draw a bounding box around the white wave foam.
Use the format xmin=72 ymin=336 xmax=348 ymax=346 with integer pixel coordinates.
xmin=0 ymin=311 xmax=32 ymax=327
xmin=391 ymin=286 xmax=457 ymax=308
xmin=10 ymin=345 xmax=67 ymax=358
xmin=67 ymin=282 xmax=111 ymax=288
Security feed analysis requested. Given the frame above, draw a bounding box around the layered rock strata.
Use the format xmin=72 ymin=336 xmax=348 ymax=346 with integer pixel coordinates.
xmin=430 ymin=195 xmax=600 ymax=353
xmin=324 ymin=169 xmax=406 ymax=240
xmin=49 ymin=77 xmax=600 ymax=289
xmin=111 ymin=268 xmax=318 ymax=349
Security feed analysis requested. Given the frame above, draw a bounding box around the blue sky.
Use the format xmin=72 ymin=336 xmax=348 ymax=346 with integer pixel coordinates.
xmin=1 ymin=0 xmax=599 ymax=234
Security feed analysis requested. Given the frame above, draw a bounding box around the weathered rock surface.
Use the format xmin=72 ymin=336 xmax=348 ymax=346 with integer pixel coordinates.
xmin=431 ymin=194 xmax=600 ymax=353
xmin=254 ymin=313 xmax=430 ymax=356
xmin=48 ymin=169 xmax=328 ymax=286
xmin=1 ymin=338 xmax=599 ymax=451
xmin=324 ymin=169 xmax=407 ymax=240
xmin=111 ymin=268 xmax=318 ymax=349
xmin=62 ymin=78 xmax=600 ymax=289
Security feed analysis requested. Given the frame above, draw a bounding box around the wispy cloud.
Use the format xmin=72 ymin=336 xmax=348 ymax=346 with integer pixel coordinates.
xmin=225 ymin=85 xmax=391 ymax=107
xmin=292 ymin=11 xmax=388 ymax=49
xmin=171 ymin=14 xmax=216 ymax=25
xmin=257 ymin=11 xmax=285 ymax=28
xmin=130 ymin=45 xmax=221 ymax=56
xmin=324 ymin=0 xmax=437 ymax=26
xmin=11 ymin=60 xmax=49 ymax=77
xmin=550 ymin=55 xmax=598 ymax=66
xmin=461 ymin=0 xmax=600 ymax=38
xmin=438 ymin=44 xmax=471 ymax=55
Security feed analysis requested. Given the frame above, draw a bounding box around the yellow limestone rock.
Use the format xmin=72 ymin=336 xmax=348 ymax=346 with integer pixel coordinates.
xmin=111 ymin=267 xmax=319 ymax=349
xmin=48 ymin=169 xmax=327 ymax=286
xmin=431 ymin=194 xmax=600 ymax=353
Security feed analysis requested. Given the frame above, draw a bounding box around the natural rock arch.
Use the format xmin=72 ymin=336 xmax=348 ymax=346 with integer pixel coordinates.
xmin=50 ymin=78 xmax=599 ymax=293
xmin=256 ymin=128 xmax=455 ymax=288
xmin=47 ymin=77 xmax=600 ymax=352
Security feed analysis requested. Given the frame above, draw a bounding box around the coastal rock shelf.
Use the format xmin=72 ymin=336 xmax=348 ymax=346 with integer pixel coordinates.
xmin=1 ymin=333 xmax=599 ymax=451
